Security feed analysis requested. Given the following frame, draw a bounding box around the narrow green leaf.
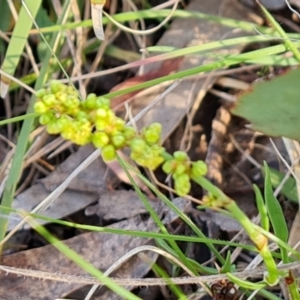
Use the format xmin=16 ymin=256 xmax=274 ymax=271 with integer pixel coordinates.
xmin=263 ymin=162 xmax=288 ymax=262
xmin=220 ymin=251 xmax=233 ymax=273
xmin=257 ymin=1 xmax=300 ymax=62
xmin=226 ymin=272 xmax=266 ymax=290
xmin=269 ymin=168 xmax=298 ymax=203
xmin=253 ymin=184 xmax=269 ymax=231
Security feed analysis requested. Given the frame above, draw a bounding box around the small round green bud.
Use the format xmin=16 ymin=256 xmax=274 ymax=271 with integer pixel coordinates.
xmin=76 ymin=111 xmax=89 ymax=122
xmin=55 ymin=91 xmax=68 ymax=102
xmin=191 ymin=161 xmax=208 ymax=177
xmin=162 ymin=160 xmax=174 ymax=174
xmin=123 ymin=126 xmax=136 ymax=140
xmin=56 ymin=115 xmax=70 ymax=131
xmin=50 ymin=80 xmax=65 ymax=93
xmin=95 ymin=97 xmax=110 ymax=109
xmin=146 ymin=156 xmax=164 ymax=170
xmin=42 ymin=94 xmax=57 ymax=107
xmin=95 ymin=108 xmax=108 ymax=119
xmin=92 ymin=132 xmax=110 ymax=148
xmin=114 ymin=118 xmax=125 ymax=131
xmin=130 ymin=138 xmax=146 ymax=154
xmin=34 ymin=101 xmax=48 ymax=114
xmin=173 ymin=151 xmax=189 ymax=162
xmin=174 ymin=174 xmax=191 ymax=196
xmin=46 ymin=121 xmax=61 ymax=134
xmin=36 ymin=88 xmax=47 ymax=98
xmin=111 ymin=134 xmax=126 ymax=148
xmin=84 ymin=93 xmax=97 ymax=110
xmin=64 ymin=95 xmax=80 ymax=109
xmin=102 ymin=144 xmax=117 ymax=161
xmin=39 ymin=112 xmax=54 ymax=125
xmin=143 ymin=129 xmax=160 ymax=145
xmin=174 ymin=163 xmax=188 ymax=176
xmin=66 ymin=86 xmax=77 ymax=95
xmin=95 ymin=119 xmax=108 ymax=131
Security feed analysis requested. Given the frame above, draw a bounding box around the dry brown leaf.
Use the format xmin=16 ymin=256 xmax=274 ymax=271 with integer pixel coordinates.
xmin=1 ymin=198 xmax=190 ymax=299
xmin=85 ymin=190 xmax=160 ymax=221
xmin=1 ymin=214 xmax=161 ymax=299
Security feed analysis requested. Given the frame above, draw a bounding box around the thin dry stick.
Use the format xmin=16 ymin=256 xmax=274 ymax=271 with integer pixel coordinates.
xmin=84 ymin=245 xmax=198 ymax=300
xmin=102 ymin=0 xmax=179 ymax=36
xmin=1 ymin=260 xmax=300 ymax=287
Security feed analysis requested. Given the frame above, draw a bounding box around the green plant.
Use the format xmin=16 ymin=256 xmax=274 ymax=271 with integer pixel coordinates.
xmin=32 ymin=79 xmax=299 ymax=297
xmin=2 ymin=1 xmax=300 ymax=299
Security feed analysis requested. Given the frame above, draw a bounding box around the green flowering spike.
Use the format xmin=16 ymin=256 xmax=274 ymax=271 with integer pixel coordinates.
xmin=173 ymin=151 xmax=188 ymax=162
xmin=92 ymin=132 xmax=110 ymax=148
xmin=191 ymin=161 xmax=208 ymax=177
xmin=174 ymin=174 xmax=191 ymax=196
xmin=102 ymin=144 xmax=117 ymax=161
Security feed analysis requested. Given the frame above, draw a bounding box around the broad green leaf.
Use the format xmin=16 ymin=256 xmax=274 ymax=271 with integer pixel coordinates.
xmin=231 ymin=68 xmax=300 ymax=141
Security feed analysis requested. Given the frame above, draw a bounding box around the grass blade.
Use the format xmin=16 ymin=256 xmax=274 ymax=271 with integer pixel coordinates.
xmin=263 ymin=162 xmax=288 ymax=262
xmin=0 ymin=0 xmax=41 ymax=97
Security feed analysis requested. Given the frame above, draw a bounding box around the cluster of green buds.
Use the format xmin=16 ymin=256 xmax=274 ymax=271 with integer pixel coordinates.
xmin=129 ymin=123 xmax=165 ymax=170
xmin=162 ymin=151 xmax=208 ymax=196
xmin=34 ymin=81 xmax=208 ymax=196
xmin=33 ymin=81 xmax=165 ymax=164
xmin=34 ymin=81 xmax=93 ymax=145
